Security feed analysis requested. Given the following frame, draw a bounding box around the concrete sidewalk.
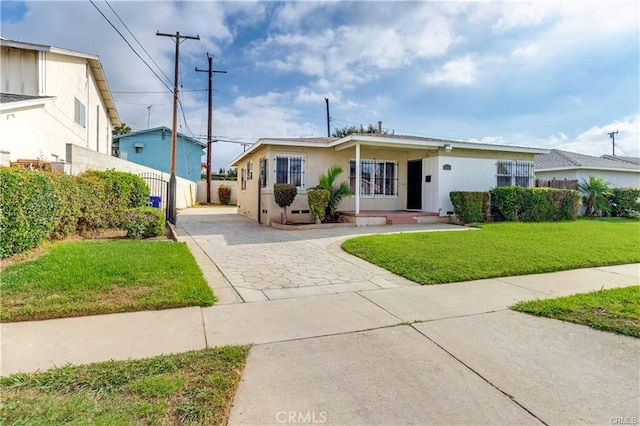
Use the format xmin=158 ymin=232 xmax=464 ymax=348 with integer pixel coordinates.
xmin=1 ymin=264 xmax=638 ymax=424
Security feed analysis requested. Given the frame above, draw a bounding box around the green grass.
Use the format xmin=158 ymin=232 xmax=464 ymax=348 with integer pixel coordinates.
xmin=0 ymin=240 xmax=215 ymax=322
xmin=341 ymin=221 xmax=640 ymax=285
xmin=511 ymin=286 xmax=640 ymax=337
xmin=0 ymin=346 xmax=250 ymax=425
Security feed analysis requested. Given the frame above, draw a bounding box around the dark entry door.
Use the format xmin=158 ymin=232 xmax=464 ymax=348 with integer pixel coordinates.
xmin=407 ymin=160 xmax=422 ymax=210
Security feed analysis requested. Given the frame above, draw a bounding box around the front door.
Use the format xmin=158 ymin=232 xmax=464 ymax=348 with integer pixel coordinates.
xmin=407 ymin=160 xmax=422 ymax=210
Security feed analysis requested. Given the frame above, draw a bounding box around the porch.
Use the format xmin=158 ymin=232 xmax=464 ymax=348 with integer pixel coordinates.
xmin=338 ymin=210 xmax=447 ymax=226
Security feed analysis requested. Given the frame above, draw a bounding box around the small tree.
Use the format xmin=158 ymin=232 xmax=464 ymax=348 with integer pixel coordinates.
xmin=318 ymin=165 xmax=351 ymax=221
xmin=218 ymin=185 xmax=231 ymax=205
xmin=274 ymin=183 xmax=297 ymax=224
xmin=307 ymin=188 xmax=330 ymax=224
xmin=112 ymin=123 xmax=132 ymax=135
xmin=579 ymin=176 xmax=611 ymax=217
xmin=332 ymin=124 xmax=389 ymax=138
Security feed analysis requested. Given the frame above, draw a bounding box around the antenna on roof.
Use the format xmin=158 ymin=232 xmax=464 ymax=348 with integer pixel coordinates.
xmin=608 ymin=130 xmax=619 ymax=156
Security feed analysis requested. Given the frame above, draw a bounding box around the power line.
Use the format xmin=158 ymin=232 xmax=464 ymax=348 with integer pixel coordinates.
xmin=112 ymin=88 xmax=206 ymax=94
xmin=103 ymin=0 xmax=172 ymax=87
xmin=89 ymin=0 xmax=172 ymax=94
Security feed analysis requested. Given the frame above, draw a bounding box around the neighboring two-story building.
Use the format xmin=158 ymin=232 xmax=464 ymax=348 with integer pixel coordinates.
xmin=112 ymin=126 xmax=205 ymax=182
xmin=0 ymin=37 xmax=119 ymax=166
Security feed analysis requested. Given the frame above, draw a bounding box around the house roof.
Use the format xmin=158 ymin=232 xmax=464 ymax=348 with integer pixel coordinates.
xmin=600 ymin=155 xmax=640 ymax=166
xmin=0 ymin=37 xmax=120 ymax=126
xmin=231 ymin=133 xmax=548 ymax=166
xmin=112 ymin=126 xmax=206 ymax=148
xmin=535 ymin=149 xmax=640 ymax=172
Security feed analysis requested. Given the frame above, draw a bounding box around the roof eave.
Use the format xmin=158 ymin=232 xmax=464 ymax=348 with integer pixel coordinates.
xmin=0 ymin=96 xmax=54 ymax=112
xmin=536 ymin=166 xmax=640 ymax=173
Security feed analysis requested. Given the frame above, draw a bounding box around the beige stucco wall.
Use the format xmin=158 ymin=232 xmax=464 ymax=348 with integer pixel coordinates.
xmin=0 ymin=50 xmax=112 ymax=163
xmin=196 ymin=180 xmax=238 ymax=204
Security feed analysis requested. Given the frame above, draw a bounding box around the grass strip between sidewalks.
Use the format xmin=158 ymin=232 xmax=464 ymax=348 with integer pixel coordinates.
xmin=0 ymin=346 xmax=250 ymax=425
xmin=0 ymin=240 xmax=215 ymax=322
xmin=511 ymin=286 xmax=640 ymax=337
xmin=341 ymin=221 xmax=640 ymax=285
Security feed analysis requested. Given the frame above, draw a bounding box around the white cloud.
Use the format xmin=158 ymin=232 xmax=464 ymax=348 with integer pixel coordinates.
xmin=424 ymin=56 xmax=477 ymax=86
xmin=553 ymin=115 xmax=640 ymax=157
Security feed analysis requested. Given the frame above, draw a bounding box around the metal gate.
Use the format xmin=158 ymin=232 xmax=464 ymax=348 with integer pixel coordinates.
xmin=139 ymin=172 xmax=168 ymax=211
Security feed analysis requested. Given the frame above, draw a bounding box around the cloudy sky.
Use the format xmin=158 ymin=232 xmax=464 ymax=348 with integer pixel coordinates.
xmin=2 ymin=1 xmax=639 ymax=170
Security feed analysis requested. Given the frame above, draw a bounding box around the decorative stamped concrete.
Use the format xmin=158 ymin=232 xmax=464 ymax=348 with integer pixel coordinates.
xmin=176 ymin=207 xmax=469 ymax=302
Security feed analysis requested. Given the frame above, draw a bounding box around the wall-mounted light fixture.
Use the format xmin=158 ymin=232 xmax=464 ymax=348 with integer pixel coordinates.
xmin=444 ymin=143 xmax=452 ymax=153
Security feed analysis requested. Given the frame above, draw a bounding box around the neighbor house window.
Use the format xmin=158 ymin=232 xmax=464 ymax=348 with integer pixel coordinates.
xmin=496 ymin=160 xmax=534 ymax=187
xmin=260 ymin=157 xmax=268 ymax=188
xmin=241 ymin=167 xmax=247 ymax=190
xmin=74 ymin=98 xmax=86 ymax=127
xmin=275 ymin=155 xmax=304 ymax=188
xmin=349 ymin=159 xmax=397 ymax=197
xmin=247 ymin=161 xmax=253 ymax=180
xmin=134 ymin=143 xmax=144 ymax=154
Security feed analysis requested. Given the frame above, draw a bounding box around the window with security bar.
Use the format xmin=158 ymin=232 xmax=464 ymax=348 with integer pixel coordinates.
xmin=241 ymin=167 xmax=247 ymax=190
xmin=496 ymin=160 xmax=534 ymax=187
xmin=260 ymin=158 xmax=268 ymax=188
xmin=349 ymin=159 xmax=398 ymax=197
xmin=275 ymin=155 xmax=304 ymax=188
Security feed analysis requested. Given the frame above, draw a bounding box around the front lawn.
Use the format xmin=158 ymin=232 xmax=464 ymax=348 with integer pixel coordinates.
xmin=0 ymin=346 xmax=250 ymax=425
xmin=511 ymin=286 xmax=640 ymax=337
xmin=341 ymin=221 xmax=640 ymax=285
xmin=0 ymin=240 xmax=215 ymax=322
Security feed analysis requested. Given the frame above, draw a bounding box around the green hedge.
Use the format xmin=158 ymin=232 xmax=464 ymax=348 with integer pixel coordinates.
xmin=1 ymin=168 xmax=151 ymax=258
xmin=307 ymin=188 xmax=330 ymax=223
xmin=450 ymin=191 xmax=489 ymax=224
xmin=606 ymin=187 xmax=640 ymax=218
xmin=0 ymin=168 xmax=60 ymax=258
xmin=490 ymin=186 xmax=580 ymax=222
xmin=122 ymin=207 xmax=165 ymax=239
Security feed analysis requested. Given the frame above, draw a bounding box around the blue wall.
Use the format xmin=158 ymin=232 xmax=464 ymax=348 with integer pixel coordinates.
xmin=114 ymin=127 xmax=204 ymax=181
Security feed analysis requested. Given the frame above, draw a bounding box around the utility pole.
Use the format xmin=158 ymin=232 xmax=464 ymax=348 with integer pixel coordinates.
xmin=146 ymin=105 xmax=152 ymax=129
xmin=196 ymin=53 xmax=226 ymax=204
xmin=156 ymin=31 xmax=199 ymax=224
xmin=608 ymin=130 xmax=619 ymax=156
xmin=325 ymin=97 xmax=330 ymax=137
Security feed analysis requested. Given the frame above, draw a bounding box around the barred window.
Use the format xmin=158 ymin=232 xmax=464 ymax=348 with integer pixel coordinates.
xmin=496 ymin=160 xmax=534 ymax=187
xmin=349 ymin=159 xmax=397 ymax=197
xmin=260 ymin=157 xmax=268 ymax=188
xmin=247 ymin=161 xmax=253 ymax=180
xmin=241 ymin=167 xmax=247 ymax=190
xmin=275 ymin=155 xmax=304 ymax=188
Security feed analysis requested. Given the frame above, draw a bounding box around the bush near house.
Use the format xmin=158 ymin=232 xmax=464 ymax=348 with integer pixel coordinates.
xmin=0 ymin=168 xmax=152 ymax=259
xmin=218 ymin=185 xmax=232 ymax=205
xmin=0 ymin=168 xmax=60 ymax=258
xmin=307 ymin=188 xmax=330 ymax=224
xmin=606 ymin=187 xmax=640 ymax=219
xmin=274 ymin=183 xmax=297 ymax=223
xmin=450 ymin=191 xmax=489 ymax=224
xmin=122 ymin=207 xmax=165 ymax=239
xmin=489 ymin=186 xmax=580 ymax=222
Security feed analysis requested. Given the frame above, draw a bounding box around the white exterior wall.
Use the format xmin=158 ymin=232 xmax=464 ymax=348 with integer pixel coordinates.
xmin=421 ymin=156 xmax=499 ymax=215
xmin=196 ymin=180 xmax=238 ymax=204
xmin=0 ymin=50 xmax=112 ymax=163
xmin=536 ymin=169 xmax=639 ymax=189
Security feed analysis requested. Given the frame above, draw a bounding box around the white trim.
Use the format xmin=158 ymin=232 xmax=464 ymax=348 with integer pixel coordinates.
xmin=0 ymin=96 xmax=54 ymax=112
xmin=536 ymin=166 xmax=640 ymax=173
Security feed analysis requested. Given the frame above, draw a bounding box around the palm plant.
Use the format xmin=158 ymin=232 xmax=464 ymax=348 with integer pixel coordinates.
xmin=318 ymin=165 xmax=351 ymax=221
xmin=578 ymin=176 xmax=611 ymax=217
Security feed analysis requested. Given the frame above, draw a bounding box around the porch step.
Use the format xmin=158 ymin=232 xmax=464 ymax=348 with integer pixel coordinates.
xmin=386 ymin=216 xmax=418 ymax=225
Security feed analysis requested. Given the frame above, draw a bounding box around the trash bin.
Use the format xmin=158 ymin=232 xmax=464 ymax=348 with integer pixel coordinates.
xmin=149 ymin=196 xmax=162 ymax=208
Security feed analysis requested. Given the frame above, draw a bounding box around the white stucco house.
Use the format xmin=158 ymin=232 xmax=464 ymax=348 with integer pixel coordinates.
xmin=535 ymin=150 xmax=640 ymax=189
xmin=231 ymin=133 xmax=548 ymax=226
xmin=0 ymin=37 xmax=119 ymax=167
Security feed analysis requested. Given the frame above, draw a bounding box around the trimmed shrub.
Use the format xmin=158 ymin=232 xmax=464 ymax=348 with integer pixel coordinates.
xmin=218 ymin=185 xmax=231 ymax=205
xmin=274 ymin=183 xmax=297 ymax=223
xmin=307 ymin=188 xmax=330 ymax=224
xmin=79 ymin=170 xmax=149 ymax=229
xmin=0 ymin=168 xmax=60 ymax=258
xmin=122 ymin=207 xmax=165 ymax=239
xmin=490 ymin=186 xmax=580 ymax=222
xmin=450 ymin=191 xmax=488 ymax=224
xmin=75 ymin=172 xmax=110 ymax=234
xmin=606 ymin=188 xmax=640 ymax=218
xmin=47 ymin=172 xmax=84 ymax=240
